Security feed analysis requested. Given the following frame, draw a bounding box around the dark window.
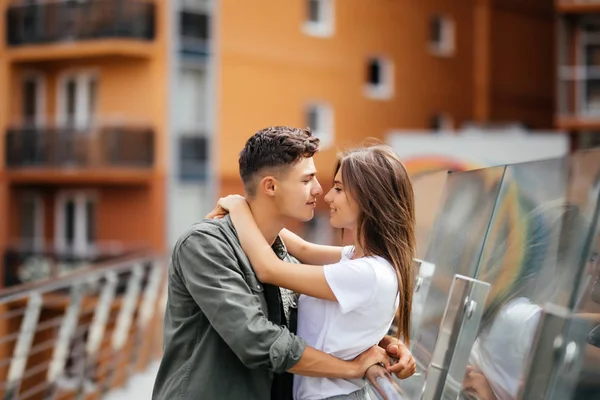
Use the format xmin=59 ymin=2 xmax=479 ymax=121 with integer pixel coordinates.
xmin=308 ymin=0 xmax=321 ymax=23
xmin=86 ymin=200 xmax=95 ymax=243
xmin=20 ymin=197 xmax=36 ymax=240
xmin=179 ymin=136 xmax=208 ymax=181
xmin=65 ymin=78 xmax=77 ymax=125
xmin=180 ymin=11 xmax=209 ymax=41
xmin=429 ymin=115 xmax=443 ymax=131
xmin=367 ymin=59 xmax=382 ymax=85
xmin=430 ymin=16 xmax=443 ymax=45
xmin=22 ymin=79 xmax=37 ymax=124
xmin=64 ymin=199 xmax=76 ymax=247
xmin=88 ymin=78 xmax=97 ymax=120
xmin=306 ymin=107 xmax=319 ymax=131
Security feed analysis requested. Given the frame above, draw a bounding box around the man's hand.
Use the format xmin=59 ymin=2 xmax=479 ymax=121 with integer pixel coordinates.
xmin=379 ymin=336 xmax=416 ymax=379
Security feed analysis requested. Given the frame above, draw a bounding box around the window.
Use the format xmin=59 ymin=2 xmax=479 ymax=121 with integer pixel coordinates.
xmin=180 ymin=10 xmax=209 ymax=54
xmin=429 ymin=15 xmax=455 ymax=56
xmin=302 ymin=0 xmax=334 ymax=37
xmin=20 ymin=193 xmax=44 ymax=250
xmin=21 ymin=73 xmax=46 ymax=126
xmin=179 ymin=135 xmax=209 ymax=181
xmin=55 ymin=191 xmax=97 ymax=255
xmin=429 ymin=114 xmax=453 ymax=132
xmin=305 ymin=103 xmax=334 ymax=148
xmin=364 ymin=57 xmax=394 ymax=100
xmin=57 ymin=71 xmax=98 ymax=128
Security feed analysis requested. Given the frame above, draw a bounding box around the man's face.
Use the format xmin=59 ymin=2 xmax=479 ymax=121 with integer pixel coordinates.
xmin=273 ymin=157 xmax=323 ymax=222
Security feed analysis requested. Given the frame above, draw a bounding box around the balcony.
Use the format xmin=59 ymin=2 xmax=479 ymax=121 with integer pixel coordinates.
xmin=5 ymin=125 xmax=154 ymax=183
xmin=5 ymin=0 xmax=155 ymax=61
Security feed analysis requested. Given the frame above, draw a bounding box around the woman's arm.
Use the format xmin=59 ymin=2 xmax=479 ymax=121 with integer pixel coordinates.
xmin=223 ymin=198 xmax=337 ymax=302
xmin=279 ymin=229 xmax=343 ymax=265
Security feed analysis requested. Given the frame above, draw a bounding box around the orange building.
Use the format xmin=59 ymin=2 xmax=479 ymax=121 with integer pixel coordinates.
xmin=0 ymin=0 xmax=169 ymax=280
xmin=556 ymin=0 xmax=600 ymax=150
xmin=215 ymin=0 xmax=556 ymax=200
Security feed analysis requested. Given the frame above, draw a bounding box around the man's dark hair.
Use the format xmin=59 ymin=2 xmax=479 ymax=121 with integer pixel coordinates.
xmin=239 ymin=126 xmax=320 ymax=196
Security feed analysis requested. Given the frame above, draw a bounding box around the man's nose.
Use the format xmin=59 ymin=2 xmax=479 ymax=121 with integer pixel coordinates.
xmin=312 ymin=180 xmax=323 ymax=197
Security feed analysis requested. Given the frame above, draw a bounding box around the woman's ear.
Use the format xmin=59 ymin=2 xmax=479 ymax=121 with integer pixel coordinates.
xmin=260 ymin=176 xmax=277 ymax=197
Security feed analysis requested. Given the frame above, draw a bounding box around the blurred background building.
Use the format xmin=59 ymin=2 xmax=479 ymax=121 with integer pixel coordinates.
xmin=0 ymin=0 xmax=599 ymax=398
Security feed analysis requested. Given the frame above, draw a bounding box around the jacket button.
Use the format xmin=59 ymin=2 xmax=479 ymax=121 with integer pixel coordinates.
xmin=257 ymin=284 xmax=261 ymax=289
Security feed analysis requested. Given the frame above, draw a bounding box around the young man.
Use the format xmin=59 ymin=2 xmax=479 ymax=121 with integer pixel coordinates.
xmin=152 ymin=126 xmax=415 ymax=400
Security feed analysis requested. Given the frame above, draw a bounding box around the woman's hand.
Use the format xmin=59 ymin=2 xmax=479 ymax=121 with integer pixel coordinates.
xmin=217 ymin=194 xmax=248 ymax=212
xmin=350 ymin=345 xmax=391 ymax=379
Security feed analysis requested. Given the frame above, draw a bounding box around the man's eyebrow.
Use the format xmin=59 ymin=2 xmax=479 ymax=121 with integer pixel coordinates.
xmin=302 ymin=172 xmax=317 ymax=178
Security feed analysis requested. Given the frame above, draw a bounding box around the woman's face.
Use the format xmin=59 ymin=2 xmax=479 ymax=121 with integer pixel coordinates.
xmin=324 ymin=166 xmax=361 ymax=230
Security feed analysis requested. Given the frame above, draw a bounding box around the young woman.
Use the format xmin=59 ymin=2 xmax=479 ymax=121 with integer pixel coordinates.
xmin=218 ymin=145 xmax=416 ymax=400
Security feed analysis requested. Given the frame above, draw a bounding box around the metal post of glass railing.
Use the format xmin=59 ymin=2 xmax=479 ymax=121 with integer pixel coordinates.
xmin=410 ymin=259 xmax=436 ymax=344
xmin=420 ymin=274 xmax=491 ymax=400
xmin=4 ymin=292 xmax=43 ymax=400
xmin=518 ymin=304 xmax=589 ymax=400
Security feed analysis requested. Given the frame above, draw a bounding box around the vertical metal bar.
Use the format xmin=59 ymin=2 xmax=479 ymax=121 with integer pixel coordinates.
xmin=128 ymin=261 xmax=163 ymax=376
xmin=44 ymin=284 xmax=85 ymax=400
xmin=518 ymin=305 xmax=590 ymax=400
xmin=410 ymin=259 xmax=436 ymax=344
xmin=420 ymin=275 xmax=491 ymax=400
xmin=75 ymin=271 xmax=118 ymax=400
xmin=101 ymin=264 xmax=144 ymax=394
xmin=4 ymin=292 xmax=43 ymax=400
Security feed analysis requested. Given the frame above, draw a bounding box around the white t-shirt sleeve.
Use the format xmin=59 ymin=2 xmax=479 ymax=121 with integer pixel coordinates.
xmin=323 ymin=258 xmax=377 ymax=314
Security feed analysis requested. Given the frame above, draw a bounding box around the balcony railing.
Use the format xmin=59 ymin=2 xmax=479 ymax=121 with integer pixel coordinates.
xmin=3 ymin=241 xmax=148 ymax=288
xmin=6 ymin=0 xmax=155 ymax=46
xmin=5 ymin=126 xmax=154 ymax=169
xmin=0 ymin=252 xmax=165 ymax=399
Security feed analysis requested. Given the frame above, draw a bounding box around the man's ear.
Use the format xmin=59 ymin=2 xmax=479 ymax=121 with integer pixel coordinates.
xmin=259 ymin=176 xmax=277 ymax=197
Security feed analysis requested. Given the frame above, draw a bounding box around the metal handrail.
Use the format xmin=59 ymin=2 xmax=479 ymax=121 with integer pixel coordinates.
xmin=0 ymin=251 xmax=157 ymax=304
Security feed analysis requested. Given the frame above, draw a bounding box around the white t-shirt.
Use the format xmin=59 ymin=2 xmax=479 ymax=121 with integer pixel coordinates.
xmin=293 ymin=246 xmax=399 ymax=400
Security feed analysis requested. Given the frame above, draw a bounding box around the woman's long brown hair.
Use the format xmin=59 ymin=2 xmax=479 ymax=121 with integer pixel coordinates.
xmin=335 ymin=145 xmax=416 ymax=344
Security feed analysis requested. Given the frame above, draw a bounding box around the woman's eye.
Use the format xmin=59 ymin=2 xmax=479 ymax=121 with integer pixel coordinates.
xmin=334 ymin=188 xmax=342 ymax=193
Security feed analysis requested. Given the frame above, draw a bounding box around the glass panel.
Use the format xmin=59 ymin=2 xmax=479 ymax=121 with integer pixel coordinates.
xmin=400 ymin=165 xmax=506 ymax=399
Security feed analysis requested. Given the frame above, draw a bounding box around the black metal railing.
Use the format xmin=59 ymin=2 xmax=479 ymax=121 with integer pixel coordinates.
xmin=5 ymin=126 xmax=154 ymax=169
xmin=6 ymin=0 xmax=155 ymax=46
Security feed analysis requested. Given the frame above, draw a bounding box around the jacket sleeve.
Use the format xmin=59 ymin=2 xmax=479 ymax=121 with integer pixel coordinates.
xmin=175 ymin=226 xmax=306 ymax=373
